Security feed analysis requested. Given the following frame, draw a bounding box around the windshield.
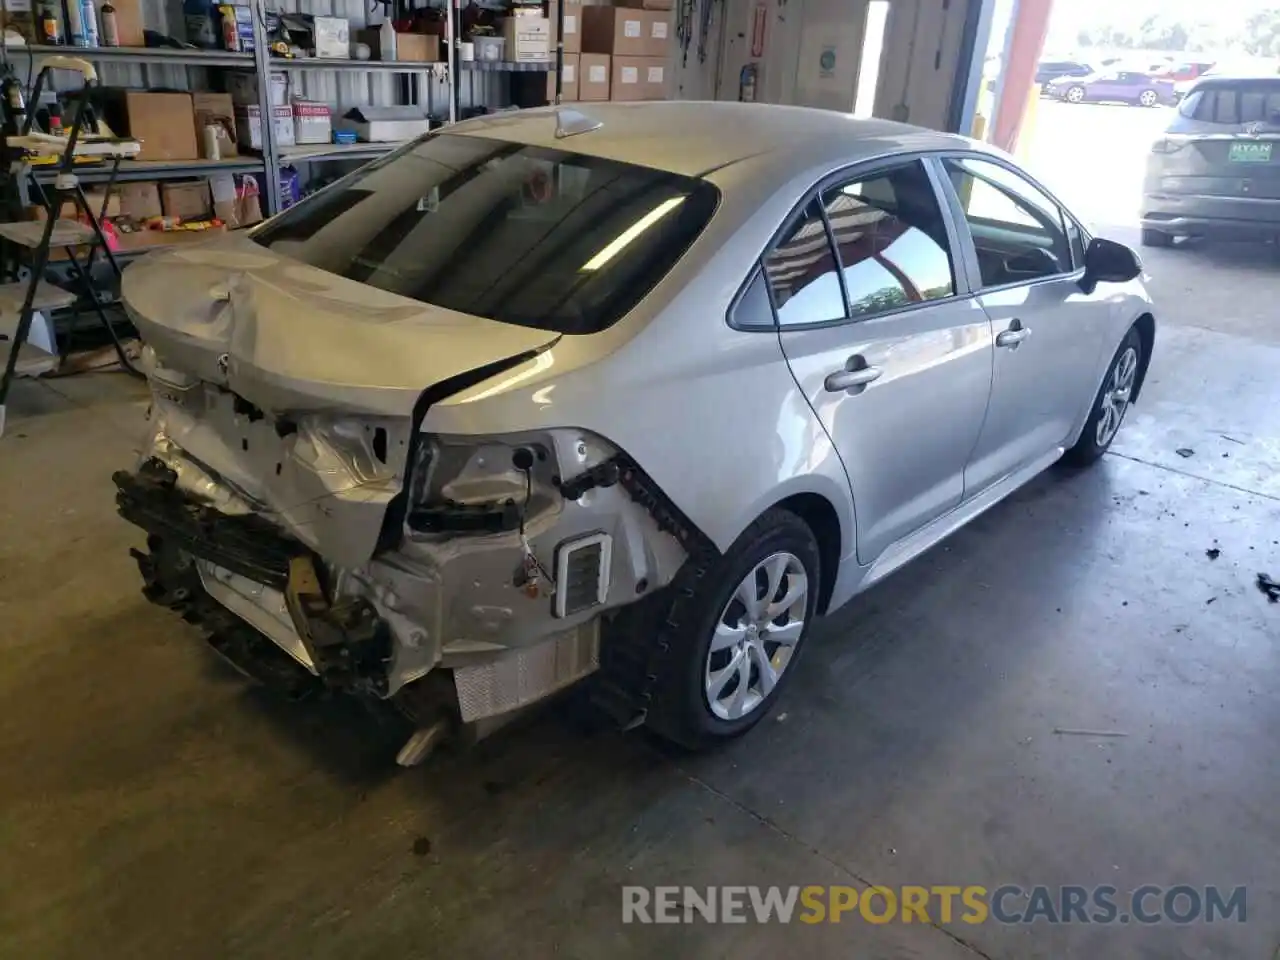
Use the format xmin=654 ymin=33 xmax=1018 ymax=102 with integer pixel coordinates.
xmin=252 ymin=133 xmax=719 ymax=335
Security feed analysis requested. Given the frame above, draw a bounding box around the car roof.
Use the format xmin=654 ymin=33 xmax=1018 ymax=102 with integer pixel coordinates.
xmin=449 ymin=101 xmax=974 ymax=178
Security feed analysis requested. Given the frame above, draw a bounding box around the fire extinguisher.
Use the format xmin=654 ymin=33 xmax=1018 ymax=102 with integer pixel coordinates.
xmin=739 ymin=63 xmax=758 ymax=103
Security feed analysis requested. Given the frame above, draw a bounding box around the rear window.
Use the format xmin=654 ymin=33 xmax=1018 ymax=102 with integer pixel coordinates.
xmin=1181 ymin=82 xmax=1280 ymax=124
xmin=251 ymin=133 xmax=718 ymax=335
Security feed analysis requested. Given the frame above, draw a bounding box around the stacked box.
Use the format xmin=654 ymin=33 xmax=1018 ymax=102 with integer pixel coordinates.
xmin=580 ymin=2 xmax=670 ymax=101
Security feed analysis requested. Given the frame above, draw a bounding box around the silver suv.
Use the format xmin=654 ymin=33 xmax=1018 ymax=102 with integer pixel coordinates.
xmin=114 ymin=103 xmax=1156 ymax=764
xmin=1144 ymin=75 xmax=1280 ymax=245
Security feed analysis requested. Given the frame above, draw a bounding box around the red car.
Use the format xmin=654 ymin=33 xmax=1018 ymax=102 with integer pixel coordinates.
xmin=1156 ymin=61 xmax=1215 ymax=83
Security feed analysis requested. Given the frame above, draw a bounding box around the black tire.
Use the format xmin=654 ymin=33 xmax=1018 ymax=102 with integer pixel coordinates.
xmin=1140 ymin=227 xmax=1173 ymax=248
xmin=1064 ymin=326 xmax=1143 ymax=467
xmin=644 ymin=508 xmax=820 ymax=750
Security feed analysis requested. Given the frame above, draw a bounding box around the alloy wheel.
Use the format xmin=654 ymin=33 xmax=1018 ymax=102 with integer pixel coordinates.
xmin=1096 ymin=346 xmax=1138 ymax=447
xmin=704 ymin=552 xmax=808 ymax=721
xmin=1067 ymin=87 xmax=1084 ymax=103
xmin=1139 ymin=90 xmax=1157 ymax=107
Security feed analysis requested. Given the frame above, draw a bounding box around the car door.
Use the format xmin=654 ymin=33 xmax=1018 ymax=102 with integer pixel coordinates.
xmin=769 ymin=158 xmax=994 ymax=563
xmin=938 ymin=156 xmax=1111 ymax=494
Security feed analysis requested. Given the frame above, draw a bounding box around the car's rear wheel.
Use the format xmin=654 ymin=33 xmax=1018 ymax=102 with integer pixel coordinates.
xmin=1138 ymin=89 xmax=1159 ymax=107
xmin=1066 ymin=85 xmax=1086 ymax=103
xmin=1140 ymin=227 xmax=1173 ymax=247
xmin=1064 ymin=327 xmax=1143 ymax=467
xmin=644 ymin=509 xmax=820 ymax=749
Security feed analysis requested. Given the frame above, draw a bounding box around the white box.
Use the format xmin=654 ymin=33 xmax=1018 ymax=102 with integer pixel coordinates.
xmin=501 ymin=16 xmax=551 ymax=62
xmin=292 ymin=100 xmax=332 ymax=144
xmin=227 ymin=71 xmax=287 ymax=107
xmin=235 ymin=104 xmax=295 ymax=150
xmin=337 ymin=106 xmax=430 ymax=143
xmin=313 ymin=16 xmax=350 ymax=58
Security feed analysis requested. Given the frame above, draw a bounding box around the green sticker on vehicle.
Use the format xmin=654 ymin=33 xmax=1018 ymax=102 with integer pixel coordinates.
xmin=1229 ymin=142 xmax=1273 ymax=163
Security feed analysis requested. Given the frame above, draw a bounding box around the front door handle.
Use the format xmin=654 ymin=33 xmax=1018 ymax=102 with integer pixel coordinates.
xmin=996 ymin=319 xmax=1031 ymax=349
xmin=824 ymin=359 xmax=882 ymax=393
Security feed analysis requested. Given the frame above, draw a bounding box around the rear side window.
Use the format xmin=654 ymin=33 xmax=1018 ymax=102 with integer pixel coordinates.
xmin=820 ymin=161 xmax=955 ymax=317
xmin=764 ymin=200 xmax=847 ymax=326
xmin=1184 ymin=83 xmax=1280 ymax=124
xmin=251 ymin=133 xmax=718 ymax=335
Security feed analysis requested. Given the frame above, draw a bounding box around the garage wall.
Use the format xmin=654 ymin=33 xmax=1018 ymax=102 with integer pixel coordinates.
xmin=668 ymin=0 xmax=979 ymax=132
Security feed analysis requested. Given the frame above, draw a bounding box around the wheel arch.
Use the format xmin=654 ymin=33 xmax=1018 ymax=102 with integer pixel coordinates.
xmin=766 ymin=491 xmax=845 ymax=615
xmin=1131 ymin=312 xmax=1156 ymax=402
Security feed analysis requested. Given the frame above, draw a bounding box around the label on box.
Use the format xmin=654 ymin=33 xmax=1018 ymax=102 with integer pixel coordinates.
xmin=623 ymin=19 xmax=640 ymax=37
xmin=563 ymin=13 xmax=576 ymax=34
xmin=588 ymin=64 xmax=606 ymax=82
xmin=621 ymin=66 xmax=638 ymax=83
xmin=563 ymin=63 xmax=576 ymax=82
xmin=651 ymin=21 xmax=667 ymax=38
xmin=647 ymin=66 xmax=664 ymax=82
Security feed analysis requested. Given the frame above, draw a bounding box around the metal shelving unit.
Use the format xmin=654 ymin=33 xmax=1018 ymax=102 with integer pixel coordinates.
xmin=460 ymin=61 xmax=553 ymax=72
xmin=274 ymin=56 xmax=446 ymax=74
xmin=30 ymin=157 xmax=265 ymax=184
xmin=21 ymin=46 xmax=254 ymax=68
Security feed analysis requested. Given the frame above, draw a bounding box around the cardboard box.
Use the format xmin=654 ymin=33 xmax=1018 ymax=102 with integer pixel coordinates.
xmin=161 ymin=181 xmax=213 ymax=221
xmin=547 ymin=53 xmax=579 ymax=101
xmin=226 ymin=71 xmax=288 ymax=107
xmin=581 ymin=6 xmax=645 ymax=56
xmin=547 ymin=1 xmax=580 ymax=53
xmin=337 ymin=106 xmax=430 ymax=142
xmin=192 ymin=92 xmax=238 ymax=158
xmin=119 ymin=182 xmax=163 ymax=220
xmin=30 ymin=188 xmax=122 ymax=221
xmin=101 ymin=91 xmax=200 ymax=162
xmin=396 ymin=32 xmax=440 ymax=61
xmin=610 ymin=55 xmax=645 ymax=100
xmin=643 ymin=9 xmax=670 ymax=56
xmin=235 ymin=104 xmax=295 ymax=150
xmin=500 ymin=16 xmax=551 ymax=62
xmin=292 ymin=100 xmax=332 ymax=144
xmin=640 ymin=57 xmax=668 ymax=98
xmin=114 ymin=223 xmax=227 ymax=253
xmin=579 ymin=52 xmax=610 ymax=100
xmin=110 ymin=0 xmax=145 ymax=45
xmin=313 ymin=15 xmax=349 ymax=58
xmin=356 ymin=29 xmax=440 ymax=62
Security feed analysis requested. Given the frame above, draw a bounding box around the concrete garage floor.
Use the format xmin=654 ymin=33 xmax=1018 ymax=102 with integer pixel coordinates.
xmin=2 ymin=237 xmax=1279 ymax=960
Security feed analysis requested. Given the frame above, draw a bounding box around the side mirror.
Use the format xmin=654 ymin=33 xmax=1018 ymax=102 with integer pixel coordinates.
xmin=1082 ymin=237 xmax=1142 ymax=292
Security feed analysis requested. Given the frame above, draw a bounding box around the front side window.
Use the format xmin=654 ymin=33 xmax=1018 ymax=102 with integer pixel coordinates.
xmin=763 ymin=200 xmax=846 ymax=326
xmin=251 ymin=133 xmax=718 ymax=335
xmin=944 ymin=157 xmax=1072 ymax=288
xmin=820 ymin=161 xmax=955 ymax=318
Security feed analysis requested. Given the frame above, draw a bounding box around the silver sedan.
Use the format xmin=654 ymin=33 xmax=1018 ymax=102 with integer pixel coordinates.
xmin=116 ymin=102 xmax=1155 ymax=763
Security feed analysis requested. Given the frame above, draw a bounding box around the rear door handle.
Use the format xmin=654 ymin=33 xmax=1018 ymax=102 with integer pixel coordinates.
xmin=996 ymin=319 xmax=1031 ymax=349
xmin=824 ymin=361 xmax=882 ymax=393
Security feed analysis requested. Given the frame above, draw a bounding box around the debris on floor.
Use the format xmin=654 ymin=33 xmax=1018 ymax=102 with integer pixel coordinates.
xmin=1256 ymin=573 xmax=1280 ymax=604
xmin=1206 ymin=548 xmax=1221 ymax=561
xmin=1220 ymin=434 xmax=1245 ymax=445
xmin=1052 ymin=728 xmax=1128 ymax=738
xmin=1175 ymin=447 xmax=1195 ymax=458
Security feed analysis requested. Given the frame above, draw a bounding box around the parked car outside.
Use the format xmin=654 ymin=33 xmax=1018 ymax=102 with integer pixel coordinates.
xmin=1143 ymin=75 xmax=1280 ymax=245
xmin=1046 ymin=69 xmax=1175 ymax=106
xmin=1035 ymin=59 xmax=1093 ymax=92
xmin=113 ymin=103 xmax=1156 ymax=763
xmin=1156 ymin=60 xmax=1215 ymax=85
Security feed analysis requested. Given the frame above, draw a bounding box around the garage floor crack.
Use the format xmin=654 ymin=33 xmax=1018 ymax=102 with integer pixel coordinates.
xmin=1107 ymin=450 xmax=1280 ymax=503
xmin=675 ymin=766 xmax=999 ymax=960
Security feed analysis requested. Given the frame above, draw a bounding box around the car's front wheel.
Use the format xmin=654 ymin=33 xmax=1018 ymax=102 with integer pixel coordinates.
xmin=1066 ymin=85 xmax=1086 ymax=103
xmin=1138 ymin=89 xmax=1159 ymax=107
xmin=645 ymin=509 xmax=820 ymax=749
xmin=1064 ymin=327 xmax=1143 ymax=467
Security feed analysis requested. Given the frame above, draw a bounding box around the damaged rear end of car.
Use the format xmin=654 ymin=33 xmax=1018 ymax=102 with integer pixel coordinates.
xmin=113 ymin=126 xmax=719 ymax=764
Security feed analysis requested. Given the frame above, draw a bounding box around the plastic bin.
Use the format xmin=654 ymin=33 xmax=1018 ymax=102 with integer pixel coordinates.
xmin=473 ymin=36 xmax=506 ymax=62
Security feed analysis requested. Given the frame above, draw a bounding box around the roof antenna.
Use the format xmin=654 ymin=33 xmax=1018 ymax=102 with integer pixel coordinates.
xmin=554 ymin=107 xmax=602 ymax=139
